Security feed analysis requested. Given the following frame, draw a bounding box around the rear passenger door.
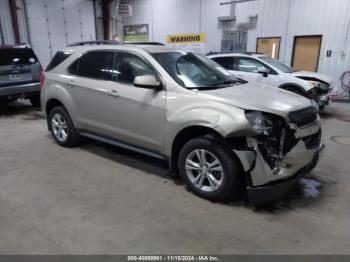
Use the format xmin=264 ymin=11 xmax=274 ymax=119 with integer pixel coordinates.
xmin=67 ymin=51 xmax=114 ymax=134
xmin=104 ymin=51 xmax=166 ymax=153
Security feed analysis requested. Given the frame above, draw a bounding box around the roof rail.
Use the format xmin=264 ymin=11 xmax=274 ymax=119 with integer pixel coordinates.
xmin=206 ymin=51 xmax=264 ymax=56
xmin=126 ymin=42 xmax=165 ymax=46
xmin=67 ymin=40 xmax=121 ymax=47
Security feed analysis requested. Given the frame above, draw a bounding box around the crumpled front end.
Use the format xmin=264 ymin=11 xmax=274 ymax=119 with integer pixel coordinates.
xmin=231 ymin=106 xmax=323 ymax=204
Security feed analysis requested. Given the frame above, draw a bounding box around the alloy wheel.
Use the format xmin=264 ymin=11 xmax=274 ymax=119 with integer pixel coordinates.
xmin=51 ymin=113 xmax=68 ymax=142
xmin=185 ymin=149 xmax=224 ymax=192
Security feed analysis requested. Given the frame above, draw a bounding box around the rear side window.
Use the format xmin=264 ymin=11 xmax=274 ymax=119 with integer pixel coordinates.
xmin=212 ymin=57 xmax=234 ymax=70
xmin=46 ymin=51 xmax=73 ymax=71
xmin=0 ymin=48 xmax=38 ymax=66
xmin=68 ymin=51 xmax=114 ymax=80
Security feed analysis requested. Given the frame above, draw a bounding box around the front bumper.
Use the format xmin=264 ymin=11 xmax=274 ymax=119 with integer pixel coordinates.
xmin=246 ymin=145 xmax=324 ymax=205
xmin=318 ymin=93 xmax=331 ymax=107
xmin=0 ymin=82 xmax=40 ymax=97
xmin=234 ymin=120 xmax=323 ymax=204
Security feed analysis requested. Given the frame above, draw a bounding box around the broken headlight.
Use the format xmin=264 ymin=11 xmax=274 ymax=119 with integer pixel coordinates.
xmin=245 ymin=111 xmax=273 ymax=135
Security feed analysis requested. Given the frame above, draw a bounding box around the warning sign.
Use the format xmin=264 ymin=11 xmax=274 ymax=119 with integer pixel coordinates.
xmin=167 ymin=33 xmax=206 ymax=53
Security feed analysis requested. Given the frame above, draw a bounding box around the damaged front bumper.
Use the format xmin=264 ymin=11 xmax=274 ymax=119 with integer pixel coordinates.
xmin=245 ymin=144 xmax=324 ymax=204
xmin=234 ymin=119 xmax=324 ymax=205
xmin=318 ymin=93 xmax=331 ymax=107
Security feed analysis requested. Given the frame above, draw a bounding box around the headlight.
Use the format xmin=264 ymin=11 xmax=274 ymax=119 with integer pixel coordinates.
xmin=245 ymin=111 xmax=272 ymax=135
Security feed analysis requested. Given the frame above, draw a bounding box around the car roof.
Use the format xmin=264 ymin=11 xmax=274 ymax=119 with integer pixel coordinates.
xmin=208 ymin=52 xmax=268 ymax=59
xmin=60 ymin=44 xmax=184 ymax=54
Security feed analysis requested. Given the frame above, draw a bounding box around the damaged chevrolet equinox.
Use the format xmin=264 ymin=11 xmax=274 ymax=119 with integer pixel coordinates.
xmin=41 ymin=44 xmax=323 ymax=204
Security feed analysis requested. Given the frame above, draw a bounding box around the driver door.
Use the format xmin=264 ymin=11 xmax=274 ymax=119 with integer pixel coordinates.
xmin=104 ymin=51 xmax=166 ymax=153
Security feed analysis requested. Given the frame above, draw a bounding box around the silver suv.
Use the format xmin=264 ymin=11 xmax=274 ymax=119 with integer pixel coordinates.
xmin=0 ymin=44 xmax=43 ymax=106
xmin=41 ymin=43 xmax=323 ymax=204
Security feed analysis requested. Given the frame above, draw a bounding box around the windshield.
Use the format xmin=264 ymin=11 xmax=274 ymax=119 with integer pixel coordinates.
xmin=152 ymin=52 xmax=239 ymax=89
xmin=259 ymin=56 xmax=295 ymax=73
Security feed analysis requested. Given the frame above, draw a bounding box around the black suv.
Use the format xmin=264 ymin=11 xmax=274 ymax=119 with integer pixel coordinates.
xmin=0 ymin=44 xmax=44 ymax=106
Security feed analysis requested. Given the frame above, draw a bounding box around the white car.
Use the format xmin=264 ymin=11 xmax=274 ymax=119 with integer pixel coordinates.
xmin=207 ymin=53 xmax=333 ymax=109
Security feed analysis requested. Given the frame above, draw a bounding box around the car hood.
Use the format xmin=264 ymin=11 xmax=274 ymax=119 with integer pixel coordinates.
xmin=292 ymin=71 xmax=333 ymax=85
xmin=198 ymin=82 xmax=312 ymax=118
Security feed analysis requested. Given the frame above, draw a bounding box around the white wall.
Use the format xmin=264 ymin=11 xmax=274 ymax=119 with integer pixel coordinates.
xmin=123 ymin=0 xmax=259 ymax=52
xmin=24 ymin=0 xmax=96 ymax=67
xmin=254 ymin=0 xmax=350 ymax=83
xmin=124 ymin=0 xmax=350 ymax=85
xmin=0 ymin=0 xmax=15 ymax=44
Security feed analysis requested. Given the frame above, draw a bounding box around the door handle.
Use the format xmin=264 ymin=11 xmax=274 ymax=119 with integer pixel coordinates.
xmin=68 ymin=80 xmax=75 ymax=87
xmin=108 ymin=89 xmax=119 ymax=98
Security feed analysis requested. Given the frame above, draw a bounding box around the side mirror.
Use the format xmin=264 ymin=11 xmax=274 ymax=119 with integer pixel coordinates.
xmin=134 ymin=75 xmax=162 ymax=90
xmin=258 ymin=68 xmax=269 ymax=78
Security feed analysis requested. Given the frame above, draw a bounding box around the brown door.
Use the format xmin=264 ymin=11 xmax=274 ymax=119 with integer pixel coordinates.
xmin=292 ymin=35 xmax=322 ymax=72
xmin=257 ymin=37 xmax=281 ymax=59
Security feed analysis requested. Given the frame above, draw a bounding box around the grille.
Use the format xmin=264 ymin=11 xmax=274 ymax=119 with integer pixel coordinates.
xmin=288 ymin=106 xmax=318 ymax=127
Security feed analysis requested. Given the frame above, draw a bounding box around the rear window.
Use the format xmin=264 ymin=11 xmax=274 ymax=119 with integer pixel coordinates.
xmin=46 ymin=51 xmax=74 ymax=71
xmin=0 ymin=48 xmax=38 ymax=66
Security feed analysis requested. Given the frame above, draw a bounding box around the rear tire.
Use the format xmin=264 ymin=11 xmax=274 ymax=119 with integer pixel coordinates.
xmin=48 ymin=106 xmax=80 ymax=147
xmin=29 ymin=94 xmax=41 ymax=107
xmin=178 ymin=137 xmax=243 ymax=202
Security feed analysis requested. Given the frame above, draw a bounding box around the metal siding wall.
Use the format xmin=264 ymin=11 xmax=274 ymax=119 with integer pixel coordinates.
xmin=25 ymin=0 xmax=96 ymax=67
xmin=0 ymin=0 xmax=15 ymax=44
xmin=200 ymin=0 xmax=231 ymax=52
xmin=123 ymin=0 xmax=201 ymax=46
xmin=125 ymin=0 xmax=349 ymax=81
xmin=249 ymin=0 xmax=350 ymax=81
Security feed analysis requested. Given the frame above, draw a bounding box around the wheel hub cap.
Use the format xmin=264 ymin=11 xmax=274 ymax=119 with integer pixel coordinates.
xmin=52 ymin=113 xmax=68 ymax=142
xmin=185 ymin=149 xmax=224 ymax=192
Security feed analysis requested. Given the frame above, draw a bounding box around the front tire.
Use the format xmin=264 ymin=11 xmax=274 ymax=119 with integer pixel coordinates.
xmin=48 ymin=106 xmax=80 ymax=147
xmin=178 ymin=137 xmax=243 ymax=202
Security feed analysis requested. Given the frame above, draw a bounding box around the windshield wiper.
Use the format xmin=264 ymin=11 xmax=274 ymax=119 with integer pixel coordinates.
xmin=211 ymin=79 xmax=244 ymax=87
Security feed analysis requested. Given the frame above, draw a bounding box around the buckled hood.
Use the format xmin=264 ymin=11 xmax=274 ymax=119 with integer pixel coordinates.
xmin=292 ymin=71 xmax=333 ymax=85
xmin=199 ymin=82 xmax=313 ymax=118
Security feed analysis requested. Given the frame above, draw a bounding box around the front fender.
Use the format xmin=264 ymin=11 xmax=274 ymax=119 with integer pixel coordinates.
xmin=164 ymin=102 xmax=252 ymax=156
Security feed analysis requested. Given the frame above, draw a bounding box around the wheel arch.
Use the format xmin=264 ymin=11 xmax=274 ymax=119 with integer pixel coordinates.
xmin=169 ymin=125 xmax=223 ymax=172
xmin=169 ymin=125 xmax=245 ymax=176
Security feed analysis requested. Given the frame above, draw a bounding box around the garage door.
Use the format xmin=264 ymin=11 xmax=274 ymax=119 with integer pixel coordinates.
xmin=25 ymin=0 xmax=96 ymax=67
xmin=292 ymin=35 xmax=322 ymax=72
xmin=256 ymin=37 xmax=281 ymax=59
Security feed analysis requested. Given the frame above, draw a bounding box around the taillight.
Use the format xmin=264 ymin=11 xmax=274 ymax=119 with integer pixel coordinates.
xmin=39 ymin=65 xmax=45 ymax=88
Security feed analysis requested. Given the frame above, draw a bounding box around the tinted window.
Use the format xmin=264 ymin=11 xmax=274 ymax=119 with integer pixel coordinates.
xmin=46 ymin=51 xmax=73 ymax=71
xmin=114 ymin=53 xmax=155 ymax=85
xmin=0 ymin=48 xmax=38 ymax=66
xmin=235 ymin=57 xmax=273 ymax=73
xmin=152 ymin=52 xmax=238 ymax=89
xmin=212 ymin=57 xmax=234 ymax=70
xmin=68 ymin=51 xmax=114 ymax=80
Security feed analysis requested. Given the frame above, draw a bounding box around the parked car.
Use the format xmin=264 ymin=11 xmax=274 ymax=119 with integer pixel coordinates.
xmin=0 ymin=44 xmax=44 ymax=106
xmin=207 ymin=53 xmax=333 ymax=109
xmin=41 ymin=44 xmax=323 ymax=204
